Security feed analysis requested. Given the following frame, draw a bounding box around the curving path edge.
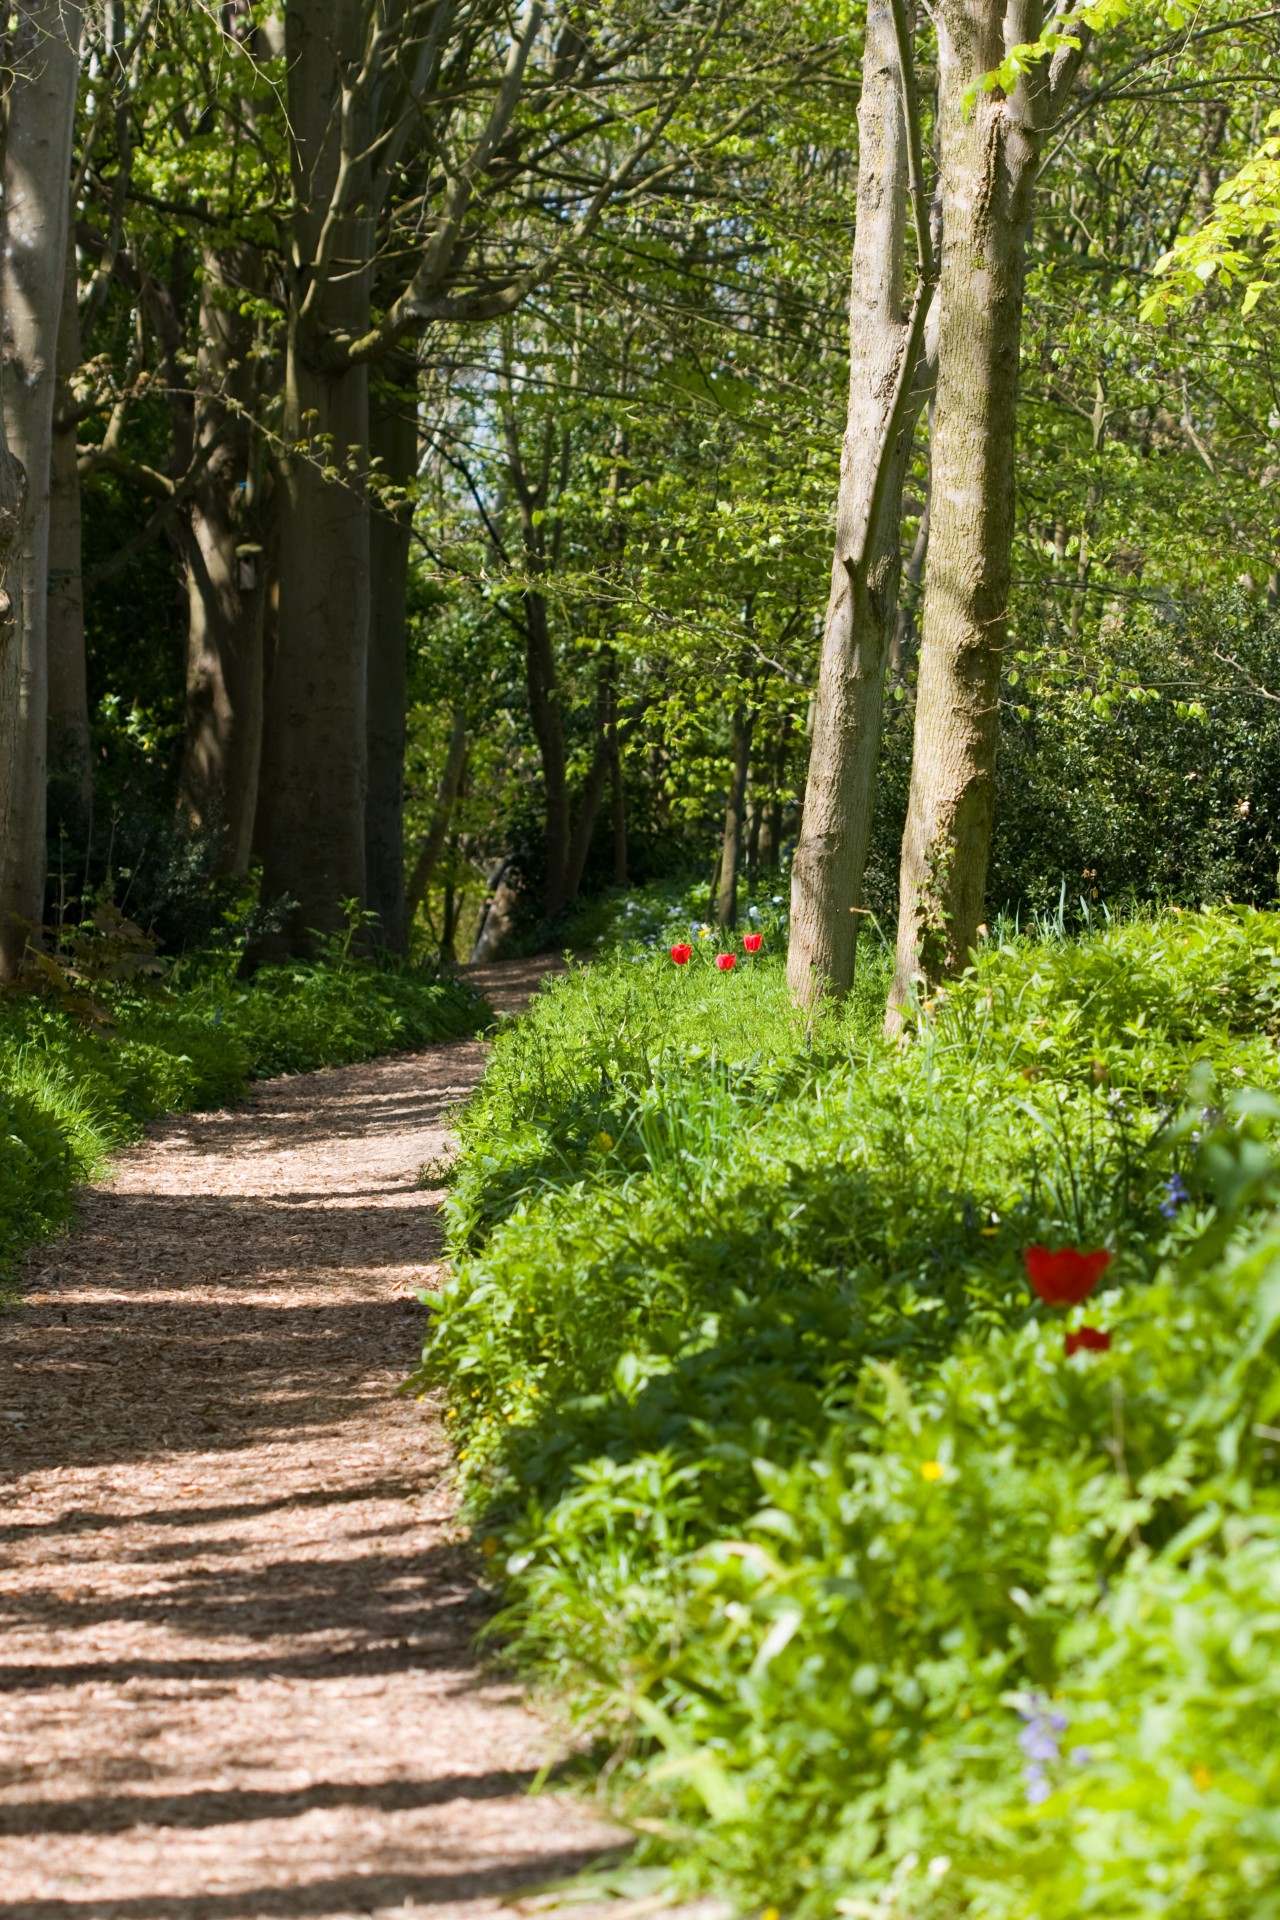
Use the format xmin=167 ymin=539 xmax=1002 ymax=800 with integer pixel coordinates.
xmin=0 ymin=956 xmax=624 ymax=1920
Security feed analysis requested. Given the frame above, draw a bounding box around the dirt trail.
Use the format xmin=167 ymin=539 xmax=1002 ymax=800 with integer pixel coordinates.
xmin=0 ymin=956 xmax=624 ymax=1920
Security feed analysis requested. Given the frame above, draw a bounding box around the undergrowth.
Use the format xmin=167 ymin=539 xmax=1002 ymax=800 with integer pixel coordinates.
xmin=0 ymin=956 xmax=485 ymax=1292
xmin=423 ymin=904 xmax=1280 ymax=1918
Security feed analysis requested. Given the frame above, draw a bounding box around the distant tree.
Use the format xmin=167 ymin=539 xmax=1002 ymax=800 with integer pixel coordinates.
xmin=0 ymin=1 xmax=83 ymax=978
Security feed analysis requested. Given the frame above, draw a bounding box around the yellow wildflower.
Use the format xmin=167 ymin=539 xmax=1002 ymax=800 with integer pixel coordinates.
xmin=594 ymin=1131 xmax=614 ymax=1151
xmin=921 ymin=1460 xmax=947 ymax=1482
xmin=1192 ymin=1765 xmax=1213 ymax=1792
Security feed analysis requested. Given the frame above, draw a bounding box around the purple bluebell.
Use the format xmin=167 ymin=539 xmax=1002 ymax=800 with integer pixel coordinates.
xmin=1161 ymin=1172 xmax=1188 ymax=1220
xmin=1024 ymin=1768 xmax=1052 ymax=1807
xmin=1017 ymin=1694 xmax=1065 ymax=1806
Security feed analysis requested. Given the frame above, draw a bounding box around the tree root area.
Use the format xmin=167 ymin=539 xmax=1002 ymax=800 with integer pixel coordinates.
xmin=0 ymin=958 xmax=623 ymax=1919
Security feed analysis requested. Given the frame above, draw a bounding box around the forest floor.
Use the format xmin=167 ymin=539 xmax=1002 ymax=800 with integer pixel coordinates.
xmin=0 ymin=956 xmax=642 ymax=1920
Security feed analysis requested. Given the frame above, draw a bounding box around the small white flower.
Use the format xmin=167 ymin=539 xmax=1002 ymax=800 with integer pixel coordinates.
xmin=927 ymin=1857 xmax=952 ymax=1881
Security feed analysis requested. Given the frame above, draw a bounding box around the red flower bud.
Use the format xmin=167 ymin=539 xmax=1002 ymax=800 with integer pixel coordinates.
xmin=1023 ymin=1244 xmax=1112 ymax=1306
xmin=715 ymin=953 xmax=736 ymax=971
xmin=1064 ymin=1326 xmax=1112 ymax=1357
xmin=670 ymin=944 xmax=693 ymax=965
xmin=743 ymin=932 xmax=763 ymax=953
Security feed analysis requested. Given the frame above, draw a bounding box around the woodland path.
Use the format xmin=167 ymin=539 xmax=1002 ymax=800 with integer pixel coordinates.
xmin=0 ymin=956 xmax=627 ymax=1920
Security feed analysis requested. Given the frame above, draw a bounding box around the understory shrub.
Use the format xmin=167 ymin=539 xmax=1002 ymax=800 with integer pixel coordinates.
xmin=0 ymin=958 xmax=485 ymax=1290
xmin=423 ymin=906 xmax=1280 ymax=1916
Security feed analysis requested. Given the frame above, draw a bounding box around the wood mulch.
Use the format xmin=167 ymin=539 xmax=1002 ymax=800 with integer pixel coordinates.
xmin=0 ymin=955 xmax=636 ymax=1920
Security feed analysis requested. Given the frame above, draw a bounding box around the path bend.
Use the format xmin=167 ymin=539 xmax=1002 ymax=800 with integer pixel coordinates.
xmin=0 ymin=956 xmax=622 ymax=1920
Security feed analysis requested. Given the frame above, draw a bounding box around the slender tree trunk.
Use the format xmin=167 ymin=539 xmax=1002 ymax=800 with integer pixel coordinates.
xmin=176 ymin=248 xmax=267 ymax=875
xmin=0 ymin=1 xmax=83 ymax=976
xmin=758 ymin=803 xmax=778 ymax=872
xmin=745 ymin=790 xmax=762 ymax=882
xmin=502 ymin=383 xmax=573 ymax=925
xmin=563 ymin=649 xmax=617 ymax=905
xmin=610 ymin=733 xmax=629 ymax=890
xmin=609 ymin=695 xmax=627 ymax=887
xmin=890 ymin=475 xmax=930 ymax=678
xmin=365 ymin=369 xmax=417 ymax=952
xmin=470 ymin=860 xmax=520 ymax=964
xmin=405 ymin=705 xmax=467 ymax=929
xmin=717 ymin=704 xmax=753 ymax=929
xmin=759 ymin=717 xmax=791 ymax=871
xmin=0 ymin=426 xmax=28 ymax=976
xmin=524 ymin=588 xmax=572 ymax=919
xmin=256 ymin=0 xmax=373 ymax=955
xmin=786 ymin=0 xmax=932 ymax=1007
xmin=48 ymin=216 xmax=92 ymax=840
xmin=888 ymin=1 xmax=1068 ymax=1026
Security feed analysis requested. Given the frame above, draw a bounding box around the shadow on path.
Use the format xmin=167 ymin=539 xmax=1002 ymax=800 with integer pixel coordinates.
xmin=0 ymin=957 xmax=621 ymax=1919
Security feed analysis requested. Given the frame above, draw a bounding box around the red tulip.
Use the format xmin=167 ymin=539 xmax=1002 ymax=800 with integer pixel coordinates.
xmin=1023 ymin=1245 xmax=1112 ymax=1306
xmin=1064 ymin=1326 xmax=1112 ymax=1357
xmin=670 ymin=944 xmax=693 ymax=965
xmin=743 ymin=932 xmax=763 ymax=953
xmin=715 ymin=953 xmax=736 ymax=971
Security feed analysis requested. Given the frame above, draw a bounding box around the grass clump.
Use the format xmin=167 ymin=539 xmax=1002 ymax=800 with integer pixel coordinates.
xmin=0 ymin=955 xmax=486 ymax=1292
xmin=423 ymin=904 xmax=1280 ymax=1917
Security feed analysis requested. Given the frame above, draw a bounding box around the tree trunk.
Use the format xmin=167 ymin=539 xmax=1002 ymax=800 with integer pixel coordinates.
xmin=887 ymin=0 xmax=1059 ymax=1026
xmin=563 ymin=650 xmax=617 ymax=906
xmin=48 ymin=215 xmax=92 ymax=841
xmin=609 ymin=697 xmax=627 ymax=887
xmin=890 ymin=475 xmax=930 ymax=679
xmin=524 ymin=588 xmax=572 ymax=920
xmin=786 ymin=0 xmax=931 ymax=1007
xmin=405 ymin=705 xmax=467 ymax=930
xmin=256 ymin=0 xmax=373 ymax=955
xmin=470 ymin=860 xmax=520 ymax=964
xmin=0 ymin=0 xmax=83 ymax=976
xmin=745 ymin=791 xmax=762 ymax=882
xmin=365 ymin=370 xmax=417 ymax=952
xmin=716 ymin=704 xmax=753 ymax=929
xmin=176 ymin=248 xmax=267 ymax=875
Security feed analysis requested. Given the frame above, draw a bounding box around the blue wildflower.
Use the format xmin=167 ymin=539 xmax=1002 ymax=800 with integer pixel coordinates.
xmin=1161 ymin=1172 xmax=1188 ymax=1220
xmin=1017 ymin=1694 xmax=1065 ymax=1806
xmin=1024 ymin=1768 xmax=1052 ymax=1806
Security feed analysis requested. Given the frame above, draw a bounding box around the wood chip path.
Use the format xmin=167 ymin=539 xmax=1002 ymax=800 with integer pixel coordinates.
xmin=0 ymin=956 xmax=629 ymax=1920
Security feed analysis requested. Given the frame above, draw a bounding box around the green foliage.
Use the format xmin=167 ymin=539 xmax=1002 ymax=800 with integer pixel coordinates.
xmin=424 ymin=908 xmax=1280 ymax=1914
xmin=1149 ymin=111 xmax=1280 ymax=320
xmin=0 ymin=959 xmax=485 ymax=1295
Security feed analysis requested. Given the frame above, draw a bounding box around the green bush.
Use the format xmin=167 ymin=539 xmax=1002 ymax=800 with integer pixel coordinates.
xmin=424 ymin=906 xmax=1280 ymax=1916
xmin=0 ymin=958 xmax=485 ymax=1293
xmin=865 ymin=592 xmax=1280 ymax=928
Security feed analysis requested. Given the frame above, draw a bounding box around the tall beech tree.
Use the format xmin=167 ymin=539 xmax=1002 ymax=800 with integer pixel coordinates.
xmin=254 ymin=0 xmax=739 ymax=956
xmin=786 ymin=0 xmax=934 ymax=1006
xmin=176 ymin=246 xmax=272 ymax=876
xmin=886 ymin=2 xmax=1083 ymax=1026
xmin=48 ymin=228 xmax=91 ymax=838
xmin=0 ymin=0 xmax=83 ymax=977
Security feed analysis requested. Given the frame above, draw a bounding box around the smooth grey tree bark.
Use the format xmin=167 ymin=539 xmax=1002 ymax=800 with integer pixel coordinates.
xmin=716 ymin=703 xmax=753 ymax=929
xmin=365 ymin=370 xmax=418 ymax=952
xmin=887 ymin=1 xmax=1084 ymax=1027
xmin=405 ymin=705 xmax=468 ymax=932
xmin=0 ymin=0 xmax=83 ymax=976
xmin=786 ymin=0 xmax=935 ymax=1008
xmin=176 ymin=247 xmax=269 ymax=876
xmin=47 ymin=218 xmax=91 ymax=840
xmin=256 ymin=0 xmax=373 ymax=954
